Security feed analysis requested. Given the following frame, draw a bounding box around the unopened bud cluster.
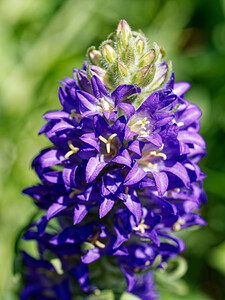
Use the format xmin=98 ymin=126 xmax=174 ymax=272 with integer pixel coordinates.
xmin=87 ymin=20 xmax=172 ymax=108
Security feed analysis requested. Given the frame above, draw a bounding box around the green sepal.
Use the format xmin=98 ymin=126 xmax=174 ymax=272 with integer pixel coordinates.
xmin=82 ymin=241 xmax=95 ymax=251
xmin=50 ymin=258 xmax=64 ymax=275
xmin=133 ymin=63 xmax=156 ymax=88
xmin=118 ymin=60 xmax=129 ymax=77
xmin=160 ymin=47 xmax=167 ymax=60
xmin=86 ymin=64 xmax=93 ymax=82
xmin=111 ymin=57 xmax=120 ymax=86
xmin=139 ymin=49 xmax=155 ymax=68
xmin=124 ymin=37 xmax=136 ymax=67
xmin=107 ymin=32 xmax=115 ymax=41
xmin=152 ymin=42 xmax=161 ymax=63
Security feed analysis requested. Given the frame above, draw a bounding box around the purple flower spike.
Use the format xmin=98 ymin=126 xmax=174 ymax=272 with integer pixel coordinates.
xmin=20 ymin=20 xmax=206 ymax=299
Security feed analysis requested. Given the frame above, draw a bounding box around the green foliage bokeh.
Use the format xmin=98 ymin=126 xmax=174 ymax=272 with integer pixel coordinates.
xmin=0 ymin=0 xmax=225 ymax=299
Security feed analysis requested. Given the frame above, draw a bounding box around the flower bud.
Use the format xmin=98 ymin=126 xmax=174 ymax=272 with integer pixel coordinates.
xmin=149 ymin=60 xmax=172 ymax=90
xmin=88 ymin=48 xmax=101 ymax=65
xmin=102 ymin=44 xmax=117 ymax=64
xmin=136 ymin=38 xmax=145 ymax=55
xmin=116 ymin=19 xmax=131 ymax=46
xmin=90 ymin=65 xmax=106 ymax=77
xmin=134 ymin=64 xmax=156 ymax=87
xmin=154 ymin=63 xmax=168 ymax=84
xmin=90 ymin=65 xmax=112 ymax=89
xmin=139 ymin=49 xmax=155 ymax=67
xmin=118 ymin=60 xmax=129 ymax=76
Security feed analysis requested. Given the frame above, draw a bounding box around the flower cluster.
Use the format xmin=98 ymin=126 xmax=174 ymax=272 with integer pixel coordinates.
xmin=20 ymin=20 xmax=206 ymax=299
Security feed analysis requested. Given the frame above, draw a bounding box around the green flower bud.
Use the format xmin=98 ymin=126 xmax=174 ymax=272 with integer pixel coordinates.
xmin=102 ymin=44 xmax=117 ymax=64
xmin=116 ymin=19 xmax=131 ymax=46
xmin=136 ymin=37 xmax=145 ymax=55
xmin=139 ymin=49 xmax=155 ymax=67
xmin=134 ymin=64 xmax=156 ymax=87
xmin=88 ymin=47 xmax=101 ymax=65
xmin=118 ymin=60 xmax=129 ymax=76
xmin=149 ymin=60 xmax=172 ymax=90
xmin=90 ymin=65 xmax=112 ymax=89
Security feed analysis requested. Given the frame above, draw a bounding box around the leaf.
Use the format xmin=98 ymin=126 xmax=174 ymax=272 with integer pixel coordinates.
xmin=155 ymin=270 xmax=188 ymax=296
xmin=159 ymin=291 xmax=213 ymax=300
xmin=167 ymin=257 xmax=188 ymax=280
xmin=155 ymin=257 xmax=189 ymax=296
xmin=208 ymin=240 xmax=225 ymax=276
xmin=120 ymin=292 xmax=140 ymax=300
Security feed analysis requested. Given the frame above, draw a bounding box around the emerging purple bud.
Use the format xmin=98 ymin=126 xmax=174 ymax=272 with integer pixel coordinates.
xmin=117 ymin=19 xmax=132 ymax=46
xmin=135 ymin=64 xmax=156 ymax=87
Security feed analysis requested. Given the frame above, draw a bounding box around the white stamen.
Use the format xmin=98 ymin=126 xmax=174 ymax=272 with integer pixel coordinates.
xmin=173 ymin=218 xmax=185 ymax=231
xmin=130 ymin=117 xmax=150 ymax=136
xmin=99 ymin=134 xmax=117 ymax=154
xmin=148 ymin=143 xmax=167 ymax=160
xmin=133 ymin=218 xmax=150 ymax=234
xmin=172 ymin=119 xmax=184 ymax=127
xmin=95 ymin=240 xmax=106 ymax=249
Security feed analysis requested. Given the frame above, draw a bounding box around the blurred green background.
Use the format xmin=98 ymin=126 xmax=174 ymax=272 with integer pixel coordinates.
xmin=0 ymin=0 xmax=225 ymax=299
